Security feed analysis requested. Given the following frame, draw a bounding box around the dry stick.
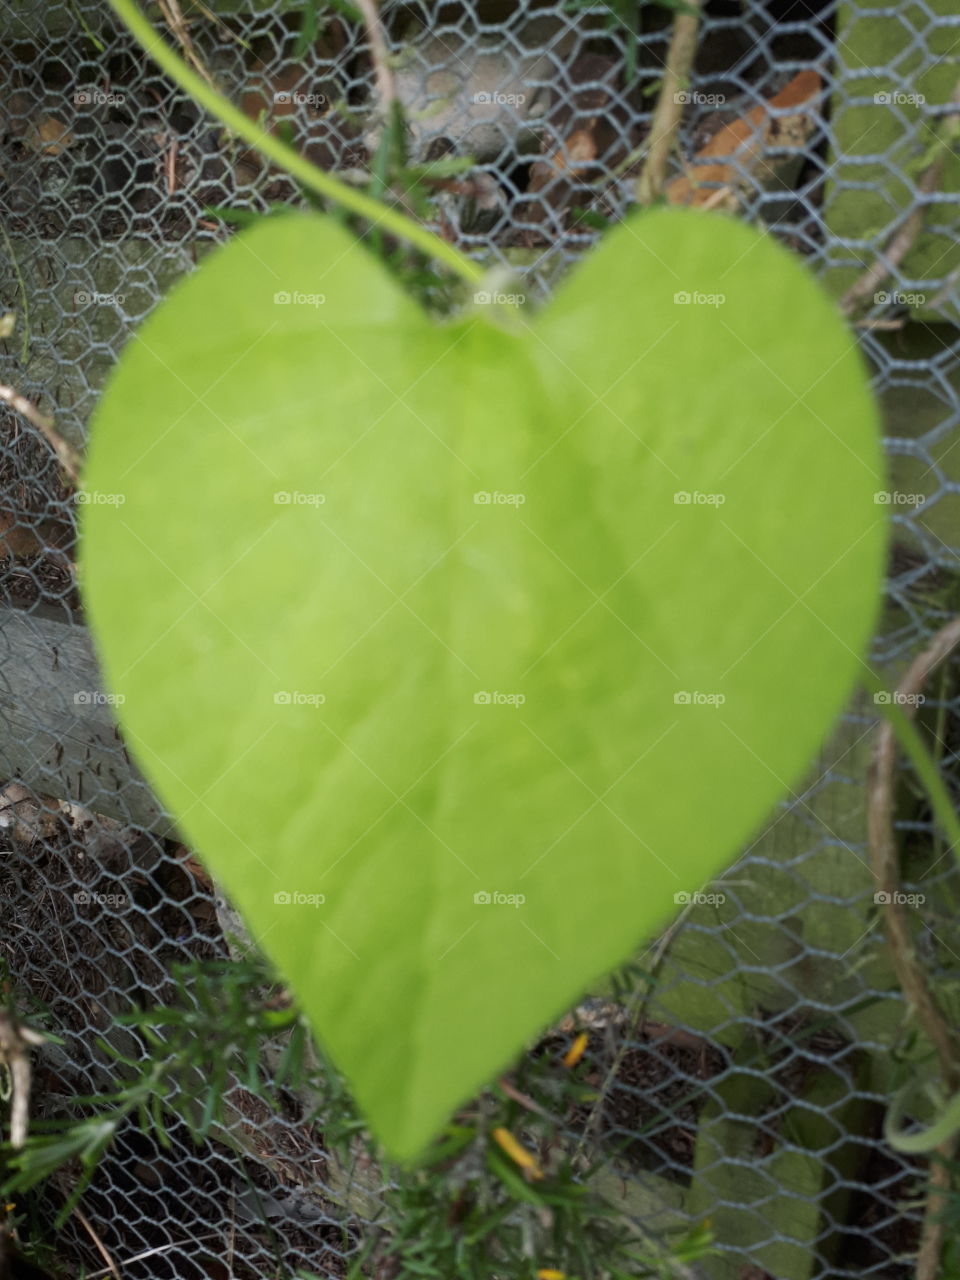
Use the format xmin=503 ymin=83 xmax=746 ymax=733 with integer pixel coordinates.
xmin=840 ymin=158 xmax=947 ymax=316
xmin=0 ymin=1007 xmax=46 ymax=1148
xmin=840 ymin=84 xmax=960 ymax=317
xmin=74 ymin=1208 xmax=122 ymax=1280
xmin=572 ymin=905 xmax=693 ymax=1166
xmin=0 ymin=383 xmax=82 ymax=488
xmin=355 ymin=0 xmax=396 ymax=115
xmin=925 ymin=263 xmax=960 ymax=316
xmin=496 ymin=1075 xmax=556 ymax=1122
xmin=0 ymin=224 xmax=31 ymax=365
xmin=855 ymin=317 xmax=910 ymax=331
xmin=867 ymin=614 xmax=960 ymax=1280
xmin=182 ymin=0 xmax=244 ymax=46
xmin=636 ymin=0 xmax=703 ymax=205
xmin=156 ymin=0 xmax=218 ymax=89
xmin=85 ymin=1235 xmax=223 ymax=1279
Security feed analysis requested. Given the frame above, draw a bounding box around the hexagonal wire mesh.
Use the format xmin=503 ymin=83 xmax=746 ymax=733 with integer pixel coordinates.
xmin=0 ymin=0 xmax=958 ymax=1276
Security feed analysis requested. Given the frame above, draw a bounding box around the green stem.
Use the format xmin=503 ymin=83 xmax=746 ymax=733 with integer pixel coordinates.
xmin=861 ymin=666 xmax=960 ymax=862
xmin=885 ymin=1073 xmax=960 ymax=1153
xmin=107 ymin=0 xmax=485 ymax=286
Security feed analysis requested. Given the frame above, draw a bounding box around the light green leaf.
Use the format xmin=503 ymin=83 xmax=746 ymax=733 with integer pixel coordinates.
xmin=80 ymin=208 xmax=884 ymax=1159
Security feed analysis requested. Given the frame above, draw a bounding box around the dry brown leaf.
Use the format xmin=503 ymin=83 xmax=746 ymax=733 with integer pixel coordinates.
xmin=176 ymin=843 xmax=214 ymax=888
xmin=0 ymin=512 xmax=45 ymax=559
xmin=0 ymin=510 xmax=73 ymax=563
xmin=24 ymin=114 xmax=76 ymax=156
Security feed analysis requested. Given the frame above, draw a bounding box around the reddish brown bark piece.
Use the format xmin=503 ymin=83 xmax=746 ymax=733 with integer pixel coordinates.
xmin=666 ymin=70 xmax=821 ymax=208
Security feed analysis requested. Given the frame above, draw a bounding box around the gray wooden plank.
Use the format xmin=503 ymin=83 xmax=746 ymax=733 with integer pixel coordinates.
xmin=0 ymin=605 xmax=169 ymax=830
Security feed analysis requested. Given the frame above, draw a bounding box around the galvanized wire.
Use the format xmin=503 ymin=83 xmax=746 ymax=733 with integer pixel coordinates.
xmin=1 ymin=0 xmax=959 ymax=1275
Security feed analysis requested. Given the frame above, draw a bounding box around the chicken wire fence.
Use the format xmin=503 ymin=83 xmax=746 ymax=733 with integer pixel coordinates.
xmin=0 ymin=0 xmax=959 ymax=1276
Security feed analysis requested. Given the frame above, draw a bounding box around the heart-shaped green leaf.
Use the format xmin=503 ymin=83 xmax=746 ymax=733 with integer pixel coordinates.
xmin=80 ymin=209 xmax=884 ymax=1159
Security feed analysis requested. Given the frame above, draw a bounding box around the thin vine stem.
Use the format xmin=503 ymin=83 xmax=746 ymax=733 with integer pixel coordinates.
xmin=861 ymin=664 xmax=960 ymax=863
xmin=635 ymin=0 xmax=702 ymax=205
xmin=107 ymin=0 xmax=486 ymax=286
xmin=867 ymin=617 xmax=960 ymax=1280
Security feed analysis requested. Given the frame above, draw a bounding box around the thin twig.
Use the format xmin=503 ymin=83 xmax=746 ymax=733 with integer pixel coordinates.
xmin=74 ymin=1208 xmax=122 ymax=1280
xmin=0 ymin=383 xmax=82 ymax=487
xmin=0 ymin=223 xmax=30 ymax=365
xmin=841 ymin=84 xmax=960 ymax=316
xmin=868 ymin=614 xmax=960 ymax=1280
xmin=356 ymin=0 xmax=396 ymax=115
xmin=573 ymin=907 xmax=693 ymax=1164
xmin=86 ymin=1234 xmax=223 ymax=1278
xmin=636 ymin=0 xmax=703 ymax=205
xmin=924 ymin=263 xmax=960 ymax=316
xmin=156 ymin=0 xmax=218 ymax=89
xmin=855 ymin=317 xmax=908 ymax=331
xmin=496 ymin=1076 xmax=555 ymax=1122
xmin=226 ymin=1192 xmax=237 ymax=1278
xmin=166 ymin=133 xmax=179 ymax=195
xmin=0 ymin=1007 xmax=46 ymax=1148
xmin=185 ymin=0 xmax=246 ymax=46
xmin=918 ymin=1154 xmax=955 ymax=1280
